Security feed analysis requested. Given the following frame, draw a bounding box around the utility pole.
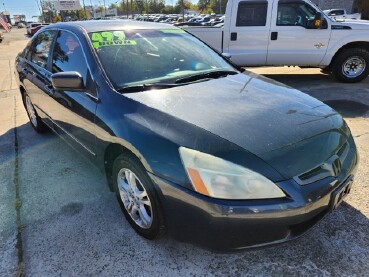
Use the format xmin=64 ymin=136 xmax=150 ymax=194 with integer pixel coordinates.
xmin=103 ymin=0 xmax=106 ymax=16
xmin=90 ymin=0 xmax=94 ymax=18
xmin=181 ymin=0 xmax=184 ymax=22
xmin=82 ymin=0 xmax=87 ymax=19
xmin=35 ymin=0 xmax=44 ymax=22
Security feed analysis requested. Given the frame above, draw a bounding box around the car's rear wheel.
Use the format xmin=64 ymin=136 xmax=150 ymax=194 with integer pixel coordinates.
xmin=112 ymin=154 xmax=165 ymax=239
xmin=332 ymin=48 xmax=369 ymax=83
xmin=24 ymin=94 xmax=48 ymax=133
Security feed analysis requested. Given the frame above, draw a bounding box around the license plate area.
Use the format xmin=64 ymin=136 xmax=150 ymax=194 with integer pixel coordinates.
xmin=331 ymin=178 xmax=353 ymax=211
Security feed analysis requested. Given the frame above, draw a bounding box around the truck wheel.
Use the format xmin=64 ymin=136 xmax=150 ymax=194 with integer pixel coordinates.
xmin=332 ymin=48 xmax=369 ymax=83
xmin=112 ymin=153 xmax=166 ymax=239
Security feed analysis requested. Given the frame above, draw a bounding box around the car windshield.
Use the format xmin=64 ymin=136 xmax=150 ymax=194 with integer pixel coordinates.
xmin=88 ymin=29 xmax=236 ymax=90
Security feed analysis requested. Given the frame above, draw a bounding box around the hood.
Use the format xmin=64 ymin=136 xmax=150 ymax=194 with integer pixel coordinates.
xmin=126 ymin=72 xmax=349 ymax=179
xmin=332 ymin=20 xmax=369 ymax=30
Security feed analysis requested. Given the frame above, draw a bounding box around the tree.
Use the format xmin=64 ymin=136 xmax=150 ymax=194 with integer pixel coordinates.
xmin=109 ymin=3 xmax=118 ymax=9
xmin=95 ymin=6 xmax=104 ymax=13
xmin=209 ymin=0 xmax=227 ymax=14
xmin=197 ymin=0 xmax=210 ymax=12
xmin=79 ymin=8 xmax=88 ymax=19
xmin=353 ymin=0 xmax=369 ymax=19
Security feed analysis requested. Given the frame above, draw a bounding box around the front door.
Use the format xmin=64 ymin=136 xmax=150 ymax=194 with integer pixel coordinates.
xmin=46 ymin=30 xmax=98 ymax=157
xmin=267 ymin=0 xmax=331 ymax=66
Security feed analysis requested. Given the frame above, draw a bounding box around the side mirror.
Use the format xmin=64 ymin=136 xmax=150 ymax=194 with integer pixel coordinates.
xmin=51 ymin=72 xmax=84 ymax=91
xmin=313 ymin=12 xmax=323 ymax=29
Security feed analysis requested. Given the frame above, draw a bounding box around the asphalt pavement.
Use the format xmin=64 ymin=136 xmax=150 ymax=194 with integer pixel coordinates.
xmin=0 ymin=28 xmax=368 ymax=277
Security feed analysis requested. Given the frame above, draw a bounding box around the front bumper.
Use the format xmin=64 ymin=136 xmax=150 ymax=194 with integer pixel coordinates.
xmin=148 ymin=141 xmax=358 ymax=251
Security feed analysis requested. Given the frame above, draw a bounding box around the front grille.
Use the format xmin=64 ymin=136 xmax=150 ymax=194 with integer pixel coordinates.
xmin=294 ymin=141 xmax=349 ymax=185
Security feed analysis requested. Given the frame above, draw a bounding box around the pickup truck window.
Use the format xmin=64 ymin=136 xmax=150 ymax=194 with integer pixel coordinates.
xmin=277 ymin=0 xmax=318 ymax=28
xmin=236 ymin=1 xmax=268 ymax=27
xmin=28 ymin=30 xmax=56 ymax=69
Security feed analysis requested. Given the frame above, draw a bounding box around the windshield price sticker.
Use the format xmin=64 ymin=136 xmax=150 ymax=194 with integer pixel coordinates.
xmin=91 ymin=31 xmax=136 ymax=48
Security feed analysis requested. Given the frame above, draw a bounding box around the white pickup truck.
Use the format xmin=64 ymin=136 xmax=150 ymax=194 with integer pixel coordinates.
xmin=184 ymin=0 xmax=369 ymax=83
xmin=324 ymin=9 xmax=362 ymax=20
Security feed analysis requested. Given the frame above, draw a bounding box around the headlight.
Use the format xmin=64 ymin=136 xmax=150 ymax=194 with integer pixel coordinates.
xmin=179 ymin=147 xmax=285 ymax=200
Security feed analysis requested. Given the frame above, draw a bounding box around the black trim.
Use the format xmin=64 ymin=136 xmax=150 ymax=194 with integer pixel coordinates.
xmin=332 ymin=25 xmax=352 ymax=30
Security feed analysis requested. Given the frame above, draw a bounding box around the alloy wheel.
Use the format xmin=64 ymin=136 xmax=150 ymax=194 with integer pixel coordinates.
xmin=117 ymin=168 xmax=153 ymax=229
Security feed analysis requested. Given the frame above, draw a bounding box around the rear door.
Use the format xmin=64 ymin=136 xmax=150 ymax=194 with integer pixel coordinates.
xmin=266 ymin=0 xmax=331 ymax=66
xmin=22 ymin=29 xmax=56 ymax=123
xmin=225 ymin=0 xmax=271 ymax=66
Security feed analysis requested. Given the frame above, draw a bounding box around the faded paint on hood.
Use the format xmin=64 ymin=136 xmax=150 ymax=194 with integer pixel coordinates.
xmin=125 ymin=72 xmax=349 ymax=179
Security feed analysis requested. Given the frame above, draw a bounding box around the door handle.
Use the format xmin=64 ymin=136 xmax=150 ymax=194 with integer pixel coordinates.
xmin=271 ymin=32 xmax=278 ymax=41
xmin=230 ymin=32 xmax=237 ymax=41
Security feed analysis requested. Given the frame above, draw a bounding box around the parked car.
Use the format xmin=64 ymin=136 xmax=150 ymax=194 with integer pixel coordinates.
xmin=17 ymin=22 xmax=26 ymax=28
xmin=184 ymin=0 xmax=369 ymax=83
xmin=15 ymin=20 xmax=358 ymax=251
xmin=324 ymin=9 xmax=361 ymax=20
xmin=26 ymin=23 xmax=50 ymax=36
xmin=26 ymin=23 xmax=41 ymax=35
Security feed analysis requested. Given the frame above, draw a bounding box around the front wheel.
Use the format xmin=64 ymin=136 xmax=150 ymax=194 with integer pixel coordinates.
xmin=112 ymin=154 xmax=166 ymax=239
xmin=332 ymin=48 xmax=369 ymax=83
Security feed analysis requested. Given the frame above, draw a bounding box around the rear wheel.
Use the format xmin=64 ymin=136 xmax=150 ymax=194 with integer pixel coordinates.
xmin=112 ymin=154 xmax=166 ymax=239
xmin=332 ymin=48 xmax=369 ymax=83
xmin=24 ymin=94 xmax=48 ymax=133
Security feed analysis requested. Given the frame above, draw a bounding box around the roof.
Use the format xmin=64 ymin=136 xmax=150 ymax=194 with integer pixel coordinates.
xmin=50 ymin=20 xmax=178 ymax=33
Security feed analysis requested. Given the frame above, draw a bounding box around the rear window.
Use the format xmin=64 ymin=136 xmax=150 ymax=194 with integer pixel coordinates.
xmin=236 ymin=1 xmax=268 ymax=26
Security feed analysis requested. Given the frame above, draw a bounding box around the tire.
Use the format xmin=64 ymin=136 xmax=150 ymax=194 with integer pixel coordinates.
xmin=112 ymin=153 xmax=166 ymax=239
xmin=331 ymin=48 xmax=369 ymax=83
xmin=24 ymin=93 xmax=49 ymax=133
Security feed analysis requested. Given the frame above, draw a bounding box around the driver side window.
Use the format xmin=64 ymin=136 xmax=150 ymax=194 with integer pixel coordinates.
xmin=276 ymin=0 xmax=318 ymax=28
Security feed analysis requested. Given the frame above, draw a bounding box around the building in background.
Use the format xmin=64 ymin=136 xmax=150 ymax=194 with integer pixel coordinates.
xmin=311 ymin=0 xmax=354 ymax=13
xmin=13 ymin=15 xmax=26 ymax=23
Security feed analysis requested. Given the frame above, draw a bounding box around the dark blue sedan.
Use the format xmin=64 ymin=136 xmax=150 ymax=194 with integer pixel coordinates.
xmin=15 ymin=21 xmax=358 ymax=250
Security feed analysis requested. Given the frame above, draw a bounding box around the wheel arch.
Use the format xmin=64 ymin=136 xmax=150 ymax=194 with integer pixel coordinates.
xmin=103 ymin=142 xmax=152 ymax=182
xmin=330 ymin=41 xmax=369 ymax=68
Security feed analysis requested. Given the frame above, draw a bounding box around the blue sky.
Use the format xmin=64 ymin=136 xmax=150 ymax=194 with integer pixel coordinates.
xmin=2 ymin=0 xmax=187 ymax=22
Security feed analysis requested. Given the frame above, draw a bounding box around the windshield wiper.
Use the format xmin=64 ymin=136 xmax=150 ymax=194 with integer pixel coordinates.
xmin=174 ymin=70 xmax=238 ymax=84
xmin=117 ymin=83 xmax=178 ymax=93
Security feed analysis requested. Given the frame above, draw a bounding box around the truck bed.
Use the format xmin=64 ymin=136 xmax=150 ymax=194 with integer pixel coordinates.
xmin=182 ymin=26 xmax=223 ymax=53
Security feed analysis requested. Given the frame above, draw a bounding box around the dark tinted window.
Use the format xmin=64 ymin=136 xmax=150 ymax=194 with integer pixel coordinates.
xmin=277 ymin=0 xmax=318 ymax=28
xmin=29 ymin=30 xmax=55 ymax=68
xmin=51 ymin=31 xmax=88 ymax=82
xmin=236 ymin=1 xmax=268 ymax=27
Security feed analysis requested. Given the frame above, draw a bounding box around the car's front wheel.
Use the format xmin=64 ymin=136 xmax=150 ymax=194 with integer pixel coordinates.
xmin=24 ymin=94 xmax=48 ymax=133
xmin=332 ymin=48 xmax=369 ymax=83
xmin=112 ymin=154 xmax=166 ymax=239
